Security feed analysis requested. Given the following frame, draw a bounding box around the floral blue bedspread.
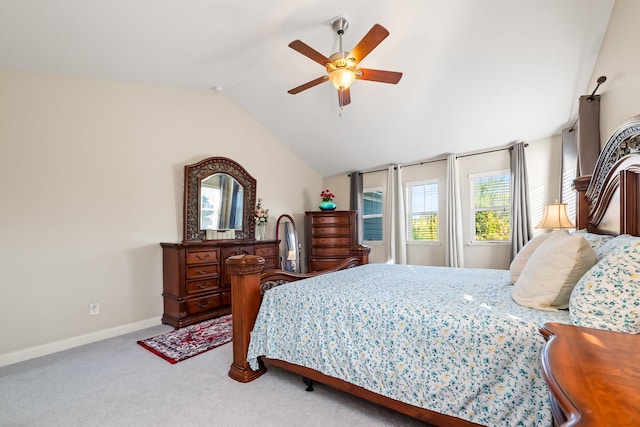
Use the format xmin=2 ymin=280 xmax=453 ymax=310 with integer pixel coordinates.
xmin=247 ymin=263 xmax=571 ymax=426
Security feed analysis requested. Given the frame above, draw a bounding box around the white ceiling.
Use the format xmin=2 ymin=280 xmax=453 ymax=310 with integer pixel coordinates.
xmin=0 ymin=0 xmax=615 ymax=177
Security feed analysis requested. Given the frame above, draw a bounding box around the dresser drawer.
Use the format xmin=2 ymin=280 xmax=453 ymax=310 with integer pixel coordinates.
xmin=311 ymin=247 xmax=351 ymax=257
xmin=186 ymin=264 xmax=219 ymax=279
xmin=186 ymin=278 xmax=220 ymax=294
xmin=187 ymin=294 xmax=221 ymax=315
xmin=310 ymin=215 xmax=351 ymax=226
xmin=312 ymin=225 xmax=351 ymax=236
xmin=255 ymin=245 xmax=276 ymax=257
xmin=312 ymin=236 xmax=351 ymax=246
xmin=186 ymin=250 xmax=219 ymax=265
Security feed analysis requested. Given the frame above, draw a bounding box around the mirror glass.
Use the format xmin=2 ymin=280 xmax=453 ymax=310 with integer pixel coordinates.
xmin=276 ymin=214 xmax=300 ymax=273
xmin=200 ymin=174 xmax=244 ymax=231
xmin=183 ymin=157 xmax=256 ymax=241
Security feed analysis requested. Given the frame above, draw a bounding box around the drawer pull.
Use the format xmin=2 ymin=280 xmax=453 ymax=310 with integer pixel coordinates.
xmin=197 ymin=300 xmax=211 ymax=308
xmin=196 ymin=254 xmax=210 ymax=260
xmin=198 ymin=282 xmax=210 ymax=289
xmin=196 ymin=269 xmax=210 ymax=275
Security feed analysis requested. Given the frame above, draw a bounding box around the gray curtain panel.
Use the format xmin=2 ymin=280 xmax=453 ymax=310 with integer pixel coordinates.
xmin=561 ymin=127 xmax=578 ymax=200
xmin=577 ymin=95 xmax=601 ymax=176
xmin=349 ymin=171 xmax=364 ymax=244
xmin=510 ymin=142 xmax=533 ymax=259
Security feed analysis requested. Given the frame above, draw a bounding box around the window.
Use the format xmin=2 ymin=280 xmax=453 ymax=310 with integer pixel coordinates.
xmin=407 ymin=181 xmax=439 ymax=241
xmin=471 ymin=171 xmax=510 ymax=241
xmin=363 ymin=189 xmax=383 ymax=241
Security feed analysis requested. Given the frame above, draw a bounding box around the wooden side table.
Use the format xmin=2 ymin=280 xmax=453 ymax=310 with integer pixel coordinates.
xmin=539 ymin=322 xmax=640 ymax=426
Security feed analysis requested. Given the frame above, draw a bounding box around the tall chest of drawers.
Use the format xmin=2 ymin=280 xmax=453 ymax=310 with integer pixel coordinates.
xmin=306 ymin=210 xmax=357 ymax=272
xmin=161 ymin=239 xmax=278 ymax=328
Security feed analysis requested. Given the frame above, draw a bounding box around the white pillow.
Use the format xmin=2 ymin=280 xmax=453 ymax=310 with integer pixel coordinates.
xmin=512 ymin=232 xmax=596 ymax=310
xmin=570 ymin=235 xmax=640 ymax=333
xmin=510 ymin=233 xmax=554 ymax=284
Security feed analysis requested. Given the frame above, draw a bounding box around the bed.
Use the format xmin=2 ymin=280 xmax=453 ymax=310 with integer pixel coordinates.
xmin=227 ymin=115 xmax=640 ymax=426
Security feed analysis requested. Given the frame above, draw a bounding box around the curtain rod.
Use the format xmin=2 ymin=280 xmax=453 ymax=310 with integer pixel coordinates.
xmin=350 ymin=142 xmax=528 ymax=176
xmin=570 ymin=75 xmax=607 ymax=131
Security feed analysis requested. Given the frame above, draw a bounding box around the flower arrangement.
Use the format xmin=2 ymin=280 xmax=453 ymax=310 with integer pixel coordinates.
xmin=254 ymin=198 xmax=269 ymax=225
xmin=320 ymin=189 xmax=335 ymax=202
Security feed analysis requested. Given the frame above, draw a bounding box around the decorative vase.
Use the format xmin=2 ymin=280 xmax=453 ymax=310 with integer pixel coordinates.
xmin=319 ymin=200 xmax=337 ymax=211
xmin=256 ymin=223 xmax=267 ymax=241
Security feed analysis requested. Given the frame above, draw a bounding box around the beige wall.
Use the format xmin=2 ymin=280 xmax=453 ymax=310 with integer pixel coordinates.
xmin=589 ymin=0 xmax=640 ymax=145
xmin=0 ymin=69 xmax=321 ymax=365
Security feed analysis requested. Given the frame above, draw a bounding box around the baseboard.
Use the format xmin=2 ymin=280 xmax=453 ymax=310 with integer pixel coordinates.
xmin=0 ymin=317 xmax=162 ymax=368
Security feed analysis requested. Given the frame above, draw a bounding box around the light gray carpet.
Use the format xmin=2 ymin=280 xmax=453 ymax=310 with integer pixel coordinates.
xmin=0 ymin=324 xmax=428 ymax=426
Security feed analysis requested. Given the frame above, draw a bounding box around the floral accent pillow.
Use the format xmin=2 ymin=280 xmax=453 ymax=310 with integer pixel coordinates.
xmin=569 ymin=235 xmax=640 ymax=333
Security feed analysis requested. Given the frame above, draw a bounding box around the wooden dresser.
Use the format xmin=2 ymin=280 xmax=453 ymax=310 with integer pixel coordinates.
xmin=161 ymin=239 xmax=278 ymax=328
xmin=539 ymin=322 xmax=640 ymax=426
xmin=306 ymin=210 xmax=357 ymax=272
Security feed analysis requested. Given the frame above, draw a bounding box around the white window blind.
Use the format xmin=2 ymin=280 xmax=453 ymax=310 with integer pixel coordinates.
xmin=408 ymin=181 xmax=439 ymax=241
xmin=471 ymin=172 xmax=510 ymax=241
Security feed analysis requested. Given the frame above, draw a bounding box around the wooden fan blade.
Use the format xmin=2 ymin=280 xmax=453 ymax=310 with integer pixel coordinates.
xmin=338 ymin=88 xmax=351 ymax=108
xmin=357 ymin=68 xmax=403 ymax=84
xmin=288 ymin=40 xmax=331 ymax=67
xmin=288 ymin=76 xmax=329 ymax=94
xmin=349 ymin=24 xmax=389 ymax=64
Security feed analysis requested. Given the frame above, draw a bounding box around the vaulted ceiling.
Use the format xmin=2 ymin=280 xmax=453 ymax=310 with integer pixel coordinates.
xmin=0 ymin=0 xmax=615 ymax=177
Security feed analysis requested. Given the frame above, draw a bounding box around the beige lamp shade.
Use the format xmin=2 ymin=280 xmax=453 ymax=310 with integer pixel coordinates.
xmin=536 ymin=201 xmax=575 ymax=229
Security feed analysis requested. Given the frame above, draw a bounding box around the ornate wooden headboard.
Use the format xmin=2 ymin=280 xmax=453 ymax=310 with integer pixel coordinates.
xmin=574 ymin=114 xmax=640 ymax=237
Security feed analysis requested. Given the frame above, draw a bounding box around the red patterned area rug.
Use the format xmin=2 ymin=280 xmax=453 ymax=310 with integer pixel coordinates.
xmin=137 ymin=314 xmax=232 ymax=364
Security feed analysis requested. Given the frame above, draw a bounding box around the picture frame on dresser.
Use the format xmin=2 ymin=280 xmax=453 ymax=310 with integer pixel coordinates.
xmin=160 ymin=157 xmax=278 ymax=328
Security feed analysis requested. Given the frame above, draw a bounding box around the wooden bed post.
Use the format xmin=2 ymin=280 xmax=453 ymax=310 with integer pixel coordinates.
xmin=574 ymin=175 xmax=592 ymax=230
xmin=350 ymin=244 xmax=370 ymax=263
xmin=227 ymin=254 xmax=266 ymax=383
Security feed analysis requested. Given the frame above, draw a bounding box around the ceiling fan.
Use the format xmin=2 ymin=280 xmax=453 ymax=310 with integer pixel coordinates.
xmin=287 ymin=17 xmax=403 ymax=108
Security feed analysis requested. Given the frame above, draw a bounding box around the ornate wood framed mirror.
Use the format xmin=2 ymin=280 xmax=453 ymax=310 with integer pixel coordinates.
xmin=183 ymin=157 xmax=256 ymax=241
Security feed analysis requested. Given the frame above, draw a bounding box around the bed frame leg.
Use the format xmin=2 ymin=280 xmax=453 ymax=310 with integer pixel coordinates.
xmin=303 ymin=377 xmax=315 ymax=392
xmin=227 ymin=254 xmax=267 ymax=383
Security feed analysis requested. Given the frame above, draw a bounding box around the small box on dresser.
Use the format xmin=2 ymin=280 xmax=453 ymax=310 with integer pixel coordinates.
xmin=306 ymin=210 xmax=357 ymax=272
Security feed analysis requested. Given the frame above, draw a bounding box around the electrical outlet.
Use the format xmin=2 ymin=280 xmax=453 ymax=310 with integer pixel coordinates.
xmin=89 ymin=302 xmax=100 ymax=315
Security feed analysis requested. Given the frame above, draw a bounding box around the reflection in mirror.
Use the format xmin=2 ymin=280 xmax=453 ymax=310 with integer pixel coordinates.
xmin=200 ymin=174 xmax=244 ymax=231
xmin=276 ymin=214 xmax=300 ymax=273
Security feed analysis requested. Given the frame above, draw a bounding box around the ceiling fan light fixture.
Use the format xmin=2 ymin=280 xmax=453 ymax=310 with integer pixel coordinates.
xmin=327 ymin=53 xmax=357 ymax=90
xmin=329 ymin=68 xmax=356 ymax=90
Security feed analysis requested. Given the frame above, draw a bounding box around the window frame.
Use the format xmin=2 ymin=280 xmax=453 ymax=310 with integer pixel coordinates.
xmin=406 ymin=179 xmax=440 ymax=243
xmin=469 ymin=170 xmax=511 ymax=244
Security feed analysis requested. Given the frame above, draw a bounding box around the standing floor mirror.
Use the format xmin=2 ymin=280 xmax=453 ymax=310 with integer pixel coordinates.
xmin=275 ymin=214 xmax=300 ymax=273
